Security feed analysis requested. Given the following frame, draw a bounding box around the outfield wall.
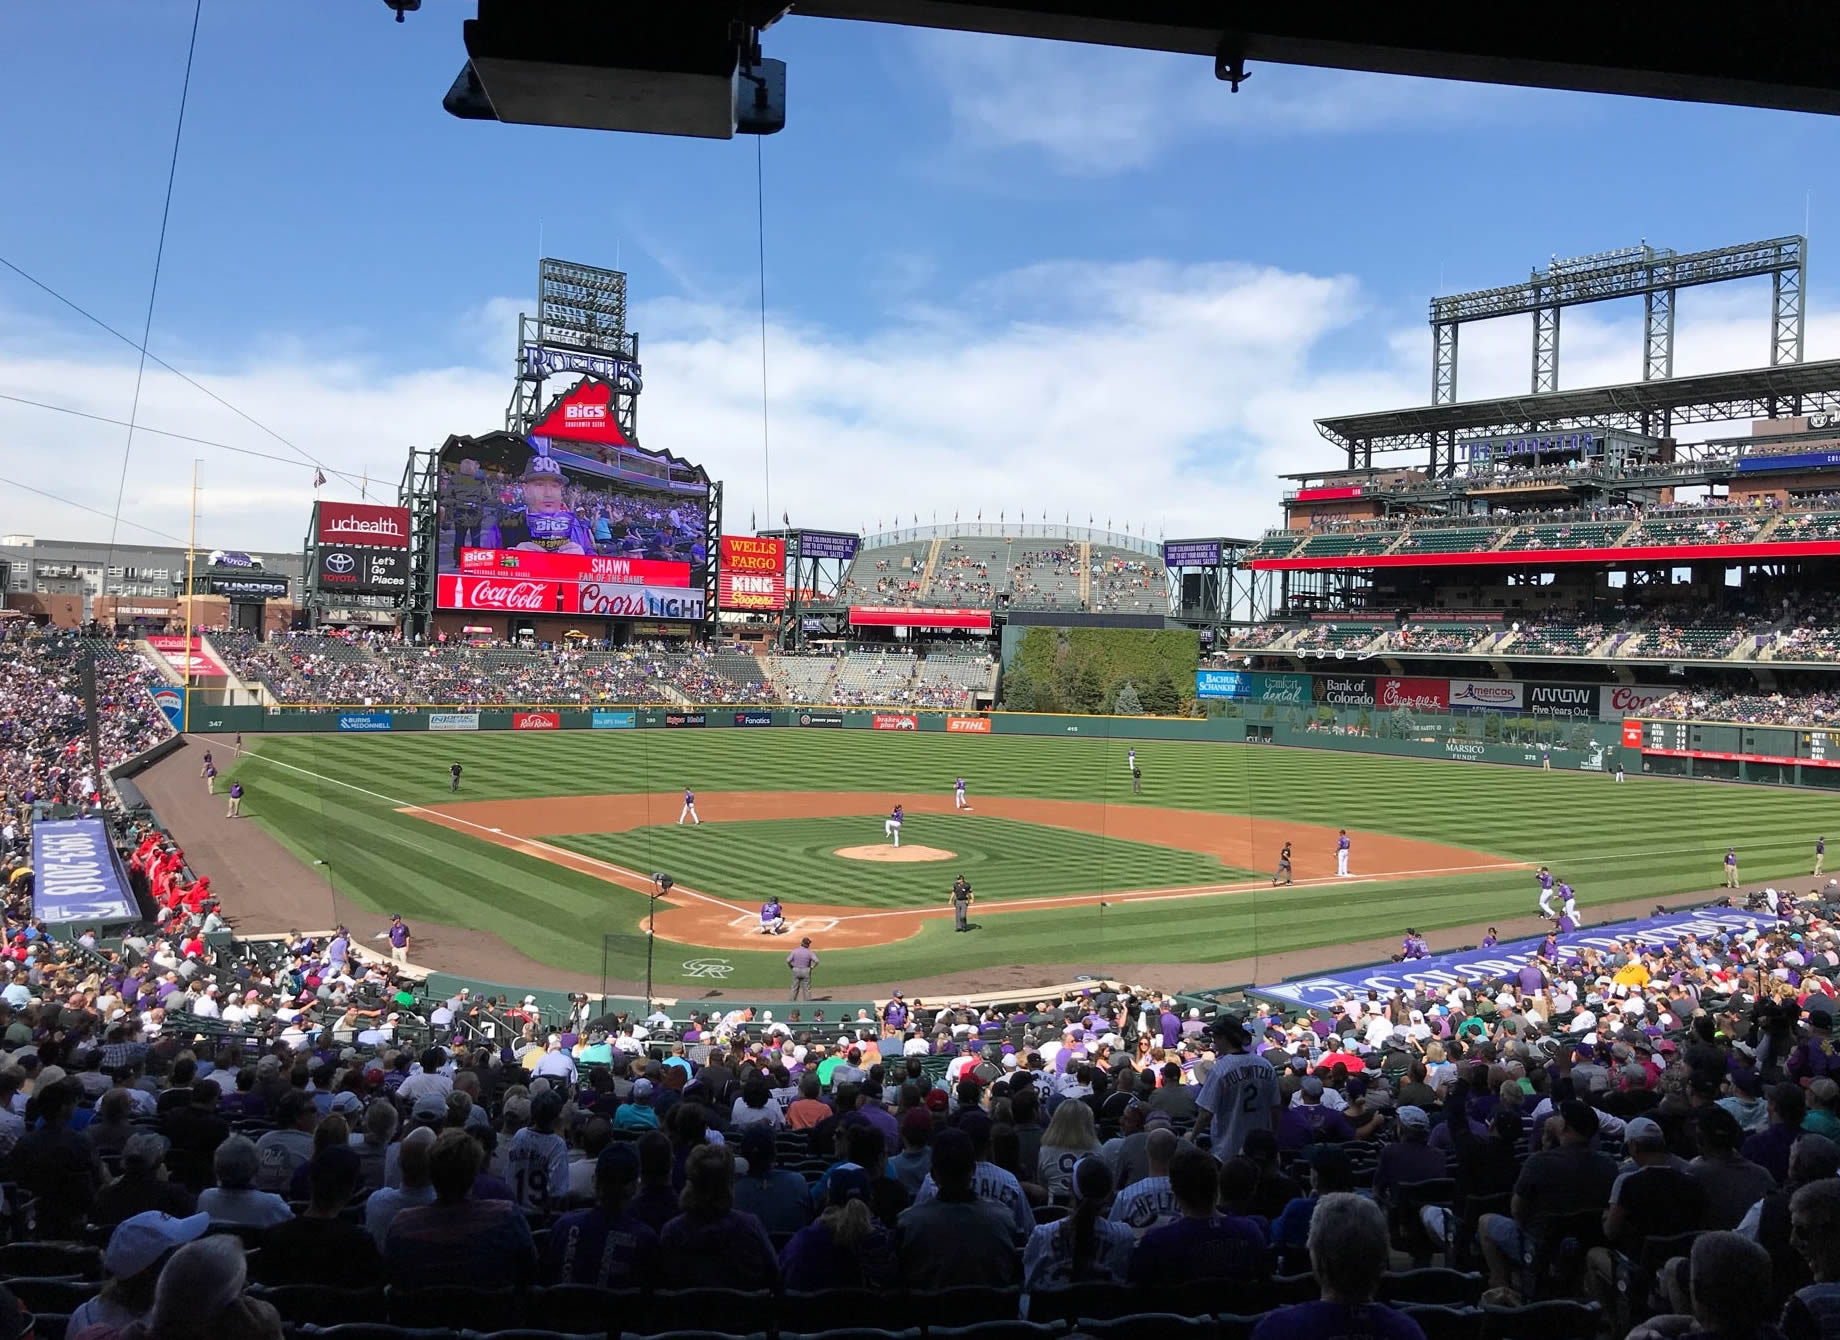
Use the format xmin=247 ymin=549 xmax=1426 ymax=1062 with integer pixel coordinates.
xmin=182 ymin=691 xmax=1636 ymax=770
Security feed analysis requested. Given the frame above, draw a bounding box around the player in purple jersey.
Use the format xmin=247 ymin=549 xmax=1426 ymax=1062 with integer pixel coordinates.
xmin=1336 ymin=829 xmax=1351 ymax=878
xmin=885 ymin=804 xmax=904 ymax=847
xmin=954 ymin=777 xmax=970 ymax=811
xmin=1724 ymin=847 xmax=1739 ymax=888
xmin=678 ymin=789 xmax=700 ymax=825
xmin=1536 ymin=866 xmax=1555 ymax=917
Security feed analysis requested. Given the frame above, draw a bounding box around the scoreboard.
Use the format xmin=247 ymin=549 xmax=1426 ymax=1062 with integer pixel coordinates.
xmin=1640 ymin=719 xmax=1820 ymax=766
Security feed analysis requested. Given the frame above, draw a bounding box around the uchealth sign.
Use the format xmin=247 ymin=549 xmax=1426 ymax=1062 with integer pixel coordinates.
xmin=1378 ymin=676 xmax=1448 ymax=711
xmin=315 ymin=501 xmax=410 ymax=549
xmin=873 ymin=713 xmax=919 ymax=731
xmin=1528 ymin=683 xmax=1598 ymax=718
xmin=512 ymin=711 xmax=561 ymax=730
xmin=1448 ymin=678 xmax=1524 ymax=711
xmin=1599 ymin=684 xmax=1668 ymax=722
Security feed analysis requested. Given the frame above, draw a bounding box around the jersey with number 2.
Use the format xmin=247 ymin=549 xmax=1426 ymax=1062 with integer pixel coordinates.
xmin=1198 ymin=1051 xmax=1279 ymax=1159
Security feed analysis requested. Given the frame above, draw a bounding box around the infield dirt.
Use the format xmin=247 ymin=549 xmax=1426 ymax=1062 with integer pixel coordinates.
xmin=407 ymin=790 xmax=1514 ymax=950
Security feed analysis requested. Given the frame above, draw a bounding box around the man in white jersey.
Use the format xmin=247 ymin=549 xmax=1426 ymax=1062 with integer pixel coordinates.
xmin=909 ymin=1108 xmax=1034 ymax=1240
xmin=1190 ymin=1013 xmax=1279 ymax=1161
xmin=1109 ymin=1126 xmax=1180 ymax=1236
xmin=505 ymin=1090 xmax=570 ymax=1214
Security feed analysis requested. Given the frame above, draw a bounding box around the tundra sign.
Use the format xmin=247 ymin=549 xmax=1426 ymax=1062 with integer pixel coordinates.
xmin=1527 ymin=683 xmax=1598 ymax=718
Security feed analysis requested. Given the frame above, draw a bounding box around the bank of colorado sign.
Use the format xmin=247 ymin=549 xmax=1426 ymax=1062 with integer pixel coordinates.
xmin=1313 ymin=676 xmax=1375 ymax=707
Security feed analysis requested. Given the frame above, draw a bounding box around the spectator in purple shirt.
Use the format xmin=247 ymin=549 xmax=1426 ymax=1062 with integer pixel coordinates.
xmin=659 ymin=1144 xmax=779 ymax=1290
xmin=1159 ymin=1005 xmax=1181 ymax=1049
xmin=1276 ymin=1077 xmax=1355 ymax=1152
xmin=1250 ymin=1193 xmax=1426 ymax=1340
xmin=1127 ymin=1145 xmax=1270 ymax=1288
xmin=1741 ymin=1083 xmax=1807 ymax=1186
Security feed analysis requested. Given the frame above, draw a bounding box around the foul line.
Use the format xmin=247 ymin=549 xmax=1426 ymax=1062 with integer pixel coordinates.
xmin=217 ymin=740 xmax=755 ymax=918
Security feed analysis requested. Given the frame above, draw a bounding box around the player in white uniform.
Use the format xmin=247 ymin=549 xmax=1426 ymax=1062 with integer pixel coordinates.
xmin=1536 ymin=866 xmax=1555 ymax=917
xmin=1126 ymin=748 xmax=1137 ymax=776
xmin=1191 ymin=1014 xmax=1278 ymax=1160
xmin=885 ymin=804 xmax=904 ymax=847
xmin=678 ymin=788 xmax=700 ymax=825
xmin=954 ymin=777 xmax=970 ymax=810
xmin=1560 ymin=886 xmax=1580 ymax=927
xmin=1336 ymin=830 xmax=1351 ymax=877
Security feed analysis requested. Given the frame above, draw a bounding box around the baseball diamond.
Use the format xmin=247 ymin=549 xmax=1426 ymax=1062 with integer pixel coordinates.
xmin=201 ymin=725 xmax=1840 ymax=992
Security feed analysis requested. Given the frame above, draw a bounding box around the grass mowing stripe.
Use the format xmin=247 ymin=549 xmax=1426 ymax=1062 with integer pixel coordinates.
xmin=230 ymin=732 xmax=1835 ymax=989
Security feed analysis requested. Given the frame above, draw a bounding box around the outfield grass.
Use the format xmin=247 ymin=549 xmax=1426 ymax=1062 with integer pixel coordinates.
xmin=553 ymin=815 xmax=1251 ymax=909
xmin=228 ymin=730 xmax=1834 ymax=989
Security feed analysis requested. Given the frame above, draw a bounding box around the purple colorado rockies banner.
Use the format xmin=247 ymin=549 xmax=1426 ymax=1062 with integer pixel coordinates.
xmin=1253 ymin=905 xmax=1782 ymax=1009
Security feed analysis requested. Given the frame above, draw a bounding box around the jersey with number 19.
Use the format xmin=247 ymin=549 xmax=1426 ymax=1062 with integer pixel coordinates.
xmin=506 ymin=1126 xmax=570 ymax=1213
xmin=1196 ymin=1051 xmax=1280 ymax=1160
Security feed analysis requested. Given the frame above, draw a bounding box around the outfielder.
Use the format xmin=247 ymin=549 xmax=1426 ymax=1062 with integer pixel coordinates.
xmin=886 ymin=803 xmax=904 ymax=847
xmin=1536 ymin=866 xmax=1555 ymax=917
xmin=678 ymin=788 xmax=700 ymax=825
xmin=954 ymin=777 xmax=970 ymax=810
xmin=1127 ymin=748 xmax=1136 ymax=776
xmin=1336 ymin=829 xmax=1351 ymax=877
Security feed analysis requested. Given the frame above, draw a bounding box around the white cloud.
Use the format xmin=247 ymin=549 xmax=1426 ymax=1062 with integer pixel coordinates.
xmin=5 ymin=258 xmax=1834 ymax=557
xmin=915 ymin=31 xmax=1557 ymax=175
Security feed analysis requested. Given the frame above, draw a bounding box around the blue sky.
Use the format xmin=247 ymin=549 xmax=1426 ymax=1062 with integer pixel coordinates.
xmin=6 ymin=3 xmax=1840 ymax=549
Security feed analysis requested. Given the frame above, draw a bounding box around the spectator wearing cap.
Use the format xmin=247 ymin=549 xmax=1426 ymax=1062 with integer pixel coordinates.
xmin=1478 ymin=1100 xmax=1618 ymax=1294
xmin=93 ymin=1132 xmax=197 ymax=1227
xmin=1276 ymin=1076 xmax=1355 ymax=1153
xmin=781 ymin=1163 xmax=898 ymax=1290
xmin=1024 ymin=1153 xmax=1134 ymax=1297
xmin=1784 ymin=1179 xmax=1840 ymax=1339
xmin=1691 ymin=1104 xmax=1781 ymax=1231
xmin=1585 ymin=1116 xmax=1707 ymax=1309
xmin=895 ymin=1128 xmax=1021 ymax=1289
xmin=911 ymin=1109 xmax=1035 ymax=1241
xmin=196 ymin=1135 xmax=293 ymax=1228
xmin=1129 ymin=1143 xmax=1270 ymax=1287
xmin=542 ymin=1142 xmax=660 ymax=1287
xmin=731 ymin=1126 xmax=812 ymax=1238
xmin=1249 ymin=1194 xmax=1426 ymax=1340
xmin=659 ymin=1144 xmax=780 ymax=1290
xmin=253 ymin=1092 xmax=316 ymax=1193
xmin=395 ymin=1047 xmax=453 ymax=1106
xmin=1372 ymin=1106 xmax=1444 ymax=1209
xmin=615 ymin=1078 xmax=660 ymax=1130
xmin=1720 ymin=1068 xmax=1771 ymax=1134
xmin=14 ymin=1079 xmax=101 ymax=1237
xmin=121 ymin=1232 xmax=282 ymax=1340
xmin=1743 ymin=1082 xmax=1809 ymax=1185
xmin=365 ymin=1127 xmax=436 ymax=1246
xmin=506 ymin=1089 xmax=569 ymax=1215
xmin=67 ymin=1210 xmax=210 ymax=1337
xmin=1807 ymin=1078 xmax=1840 ymax=1143
xmin=386 ymin=1128 xmax=538 ymax=1289
xmin=1193 ymin=1013 xmax=1280 ymax=1162
xmin=1148 ymin=1060 xmax=1197 ymax=1121
xmin=890 ymin=1107 xmax=935 ymax=1195
xmin=257 ymin=1146 xmax=384 ymax=1287
xmin=1109 ymin=1126 xmax=1179 ymax=1237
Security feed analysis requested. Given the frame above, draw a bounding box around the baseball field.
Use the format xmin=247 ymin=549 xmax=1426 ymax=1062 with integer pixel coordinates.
xmin=217 ymin=727 xmax=1836 ymax=992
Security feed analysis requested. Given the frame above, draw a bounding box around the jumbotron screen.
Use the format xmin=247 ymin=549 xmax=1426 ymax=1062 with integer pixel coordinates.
xmin=435 ymin=403 xmax=709 ymax=618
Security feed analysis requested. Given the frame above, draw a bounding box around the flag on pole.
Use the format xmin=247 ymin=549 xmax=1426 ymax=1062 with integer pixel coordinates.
xmin=750 ymin=510 xmax=757 ymax=531
xmin=313 ymin=469 xmax=326 ymax=489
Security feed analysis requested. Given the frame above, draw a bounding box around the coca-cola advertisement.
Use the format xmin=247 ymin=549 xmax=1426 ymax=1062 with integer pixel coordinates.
xmin=436 ymin=574 xmax=570 ymax=613
xmin=1377 ymin=677 xmax=1449 ymax=712
xmin=1597 ymin=684 xmax=1668 ymax=722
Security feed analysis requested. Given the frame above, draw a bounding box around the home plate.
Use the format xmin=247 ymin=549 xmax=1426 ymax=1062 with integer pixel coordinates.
xmin=833 ymin=844 xmax=956 ymax=863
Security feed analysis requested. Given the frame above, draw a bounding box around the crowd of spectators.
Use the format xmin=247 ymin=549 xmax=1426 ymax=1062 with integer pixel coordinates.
xmin=1645 ymin=689 xmax=1840 ymax=726
xmin=0 ymin=627 xmax=173 ymax=827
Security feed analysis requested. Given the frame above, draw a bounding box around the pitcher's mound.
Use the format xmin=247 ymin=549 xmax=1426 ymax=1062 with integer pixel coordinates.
xmin=835 ymin=844 xmax=956 ymax=863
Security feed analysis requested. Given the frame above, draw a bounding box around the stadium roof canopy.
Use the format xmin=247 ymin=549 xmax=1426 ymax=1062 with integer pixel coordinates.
xmin=1315 ymin=359 xmax=1840 ymax=468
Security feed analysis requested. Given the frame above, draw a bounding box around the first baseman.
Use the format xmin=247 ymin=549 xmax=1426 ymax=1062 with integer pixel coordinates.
xmin=1336 ymin=829 xmax=1351 ymax=877
xmin=886 ymin=804 xmax=904 ymax=847
xmin=679 ymin=788 xmax=700 ymax=825
xmin=954 ymin=777 xmax=971 ymax=811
